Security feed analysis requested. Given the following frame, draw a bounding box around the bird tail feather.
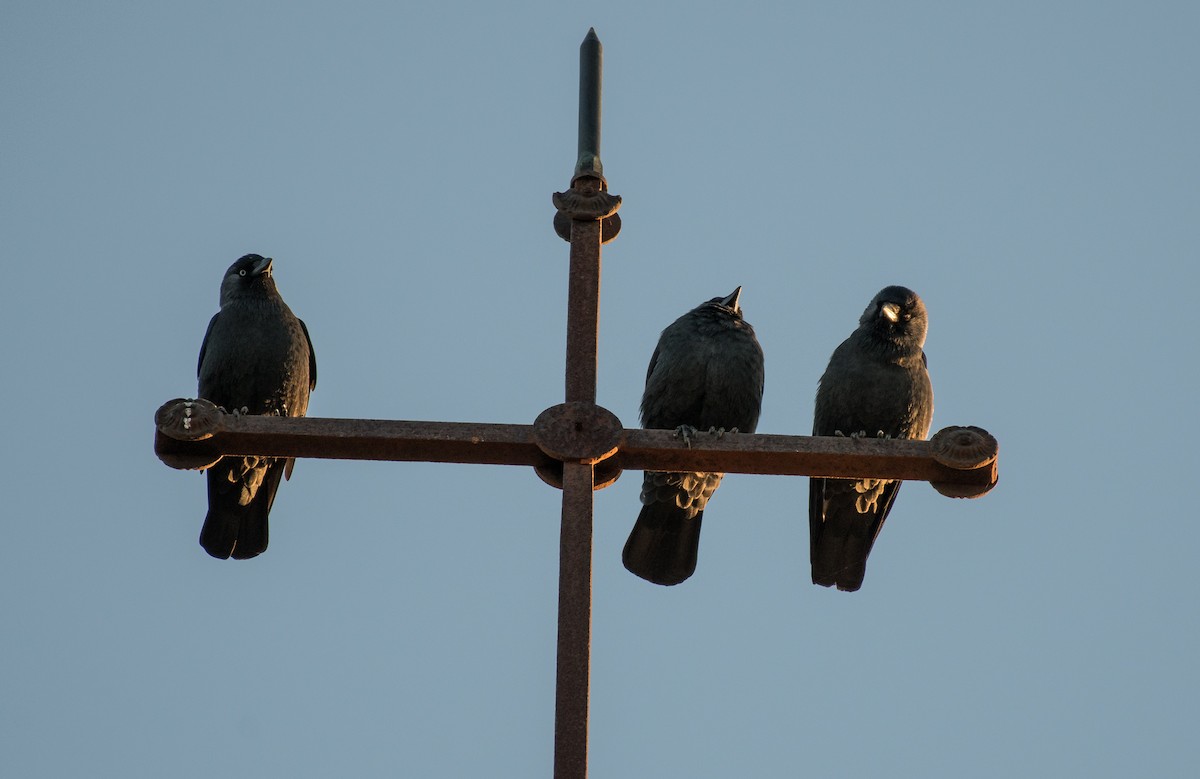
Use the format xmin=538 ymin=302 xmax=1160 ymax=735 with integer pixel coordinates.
xmin=199 ymin=459 xmax=284 ymax=560
xmin=622 ymin=502 xmax=704 ymax=586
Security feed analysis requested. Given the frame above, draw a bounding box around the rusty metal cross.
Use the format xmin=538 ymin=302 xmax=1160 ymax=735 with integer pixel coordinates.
xmin=154 ymin=28 xmax=999 ymax=779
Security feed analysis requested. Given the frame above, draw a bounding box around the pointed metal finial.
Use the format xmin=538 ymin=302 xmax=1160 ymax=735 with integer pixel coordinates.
xmin=575 ymin=28 xmax=603 ymax=181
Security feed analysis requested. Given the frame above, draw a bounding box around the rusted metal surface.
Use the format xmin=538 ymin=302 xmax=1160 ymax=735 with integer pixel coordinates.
xmin=928 ymin=425 xmax=998 ymax=468
xmin=616 ymin=426 xmax=997 ymax=494
xmin=532 ymin=401 xmax=625 ymax=495
xmin=553 ymin=462 xmax=594 ymax=779
xmin=551 ymin=33 xmax=617 ymax=773
xmin=156 ymin=400 xmax=996 ymax=496
xmin=154 ymin=400 xmax=552 ymax=471
xmin=927 ymin=426 xmax=999 ymax=498
xmin=562 ymin=182 xmax=603 ymax=405
xmin=552 ymin=183 xmax=622 ymax=243
xmin=533 ymin=402 xmax=624 ymax=464
xmin=153 ymin=398 xmax=227 ymax=470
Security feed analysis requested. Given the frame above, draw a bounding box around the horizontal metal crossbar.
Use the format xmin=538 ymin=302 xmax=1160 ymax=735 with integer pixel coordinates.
xmin=154 ymin=400 xmax=997 ymax=496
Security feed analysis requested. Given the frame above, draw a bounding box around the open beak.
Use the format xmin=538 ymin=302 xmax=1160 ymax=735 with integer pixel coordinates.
xmin=721 ymin=286 xmax=743 ymax=313
xmin=253 ymin=256 xmax=274 ymax=277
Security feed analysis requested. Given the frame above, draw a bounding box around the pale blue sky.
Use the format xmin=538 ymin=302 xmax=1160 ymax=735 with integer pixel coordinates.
xmin=3 ymin=2 xmax=1197 ymax=777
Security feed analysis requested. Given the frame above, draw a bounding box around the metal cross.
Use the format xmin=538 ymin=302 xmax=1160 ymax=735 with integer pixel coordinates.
xmin=154 ymin=28 xmax=999 ymax=779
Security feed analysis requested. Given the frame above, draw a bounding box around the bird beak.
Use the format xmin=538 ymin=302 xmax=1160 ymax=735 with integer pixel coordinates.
xmin=880 ymin=301 xmax=900 ymax=322
xmin=721 ymin=286 xmax=743 ymax=313
xmin=253 ymin=256 xmax=274 ymax=277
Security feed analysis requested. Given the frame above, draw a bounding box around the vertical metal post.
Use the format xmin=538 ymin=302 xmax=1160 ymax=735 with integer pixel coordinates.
xmin=563 ymin=210 xmax=602 ymax=404
xmin=554 ymin=199 xmax=601 ymax=778
xmin=553 ymin=28 xmax=610 ymax=779
xmin=553 ymin=460 xmax=595 ymax=778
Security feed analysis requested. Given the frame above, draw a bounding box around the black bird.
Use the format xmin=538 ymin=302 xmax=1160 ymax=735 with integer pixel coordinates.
xmin=623 ymin=287 xmax=765 ymax=585
xmin=809 ymin=285 xmax=933 ymax=591
xmin=196 ymin=254 xmax=316 ymax=559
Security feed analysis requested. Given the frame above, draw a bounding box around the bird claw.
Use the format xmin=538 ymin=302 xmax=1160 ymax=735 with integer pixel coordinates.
xmin=674 ymin=424 xmax=698 ymax=448
xmin=707 ymin=426 xmax=726 ymax=440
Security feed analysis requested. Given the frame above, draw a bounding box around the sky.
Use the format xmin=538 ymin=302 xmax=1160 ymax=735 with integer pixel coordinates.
xmin=2 ymin=2 xmax=1198 ymax=777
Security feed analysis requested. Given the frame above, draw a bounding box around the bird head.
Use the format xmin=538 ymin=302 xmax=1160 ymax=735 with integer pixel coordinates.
xmin=706 ymin=286 xmax=743 ymax=317
xmin=860 ymin=285 xmax=928 ymax=350
xmin=219 ymin=254 xmax=278 ymax=307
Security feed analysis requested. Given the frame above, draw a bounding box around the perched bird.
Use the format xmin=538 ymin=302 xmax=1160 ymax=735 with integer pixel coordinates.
xmin=623 ymin=287 xmax=765 ymax=585
xmin=809 ymin=285 xmax=933 ymax=591
xmin=196 ymin=254 xmax=316 ymax=559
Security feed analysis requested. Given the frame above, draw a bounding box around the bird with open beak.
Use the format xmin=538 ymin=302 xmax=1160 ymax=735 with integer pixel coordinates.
xmin=623 ymin=287 xmax=765 ymax=585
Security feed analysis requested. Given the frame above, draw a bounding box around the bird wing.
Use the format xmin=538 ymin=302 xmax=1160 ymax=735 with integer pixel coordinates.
xmin=299 ymin=317 xmax=317 ymax=391
xmin=197 ymin=313 xmax=220 ymax=378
